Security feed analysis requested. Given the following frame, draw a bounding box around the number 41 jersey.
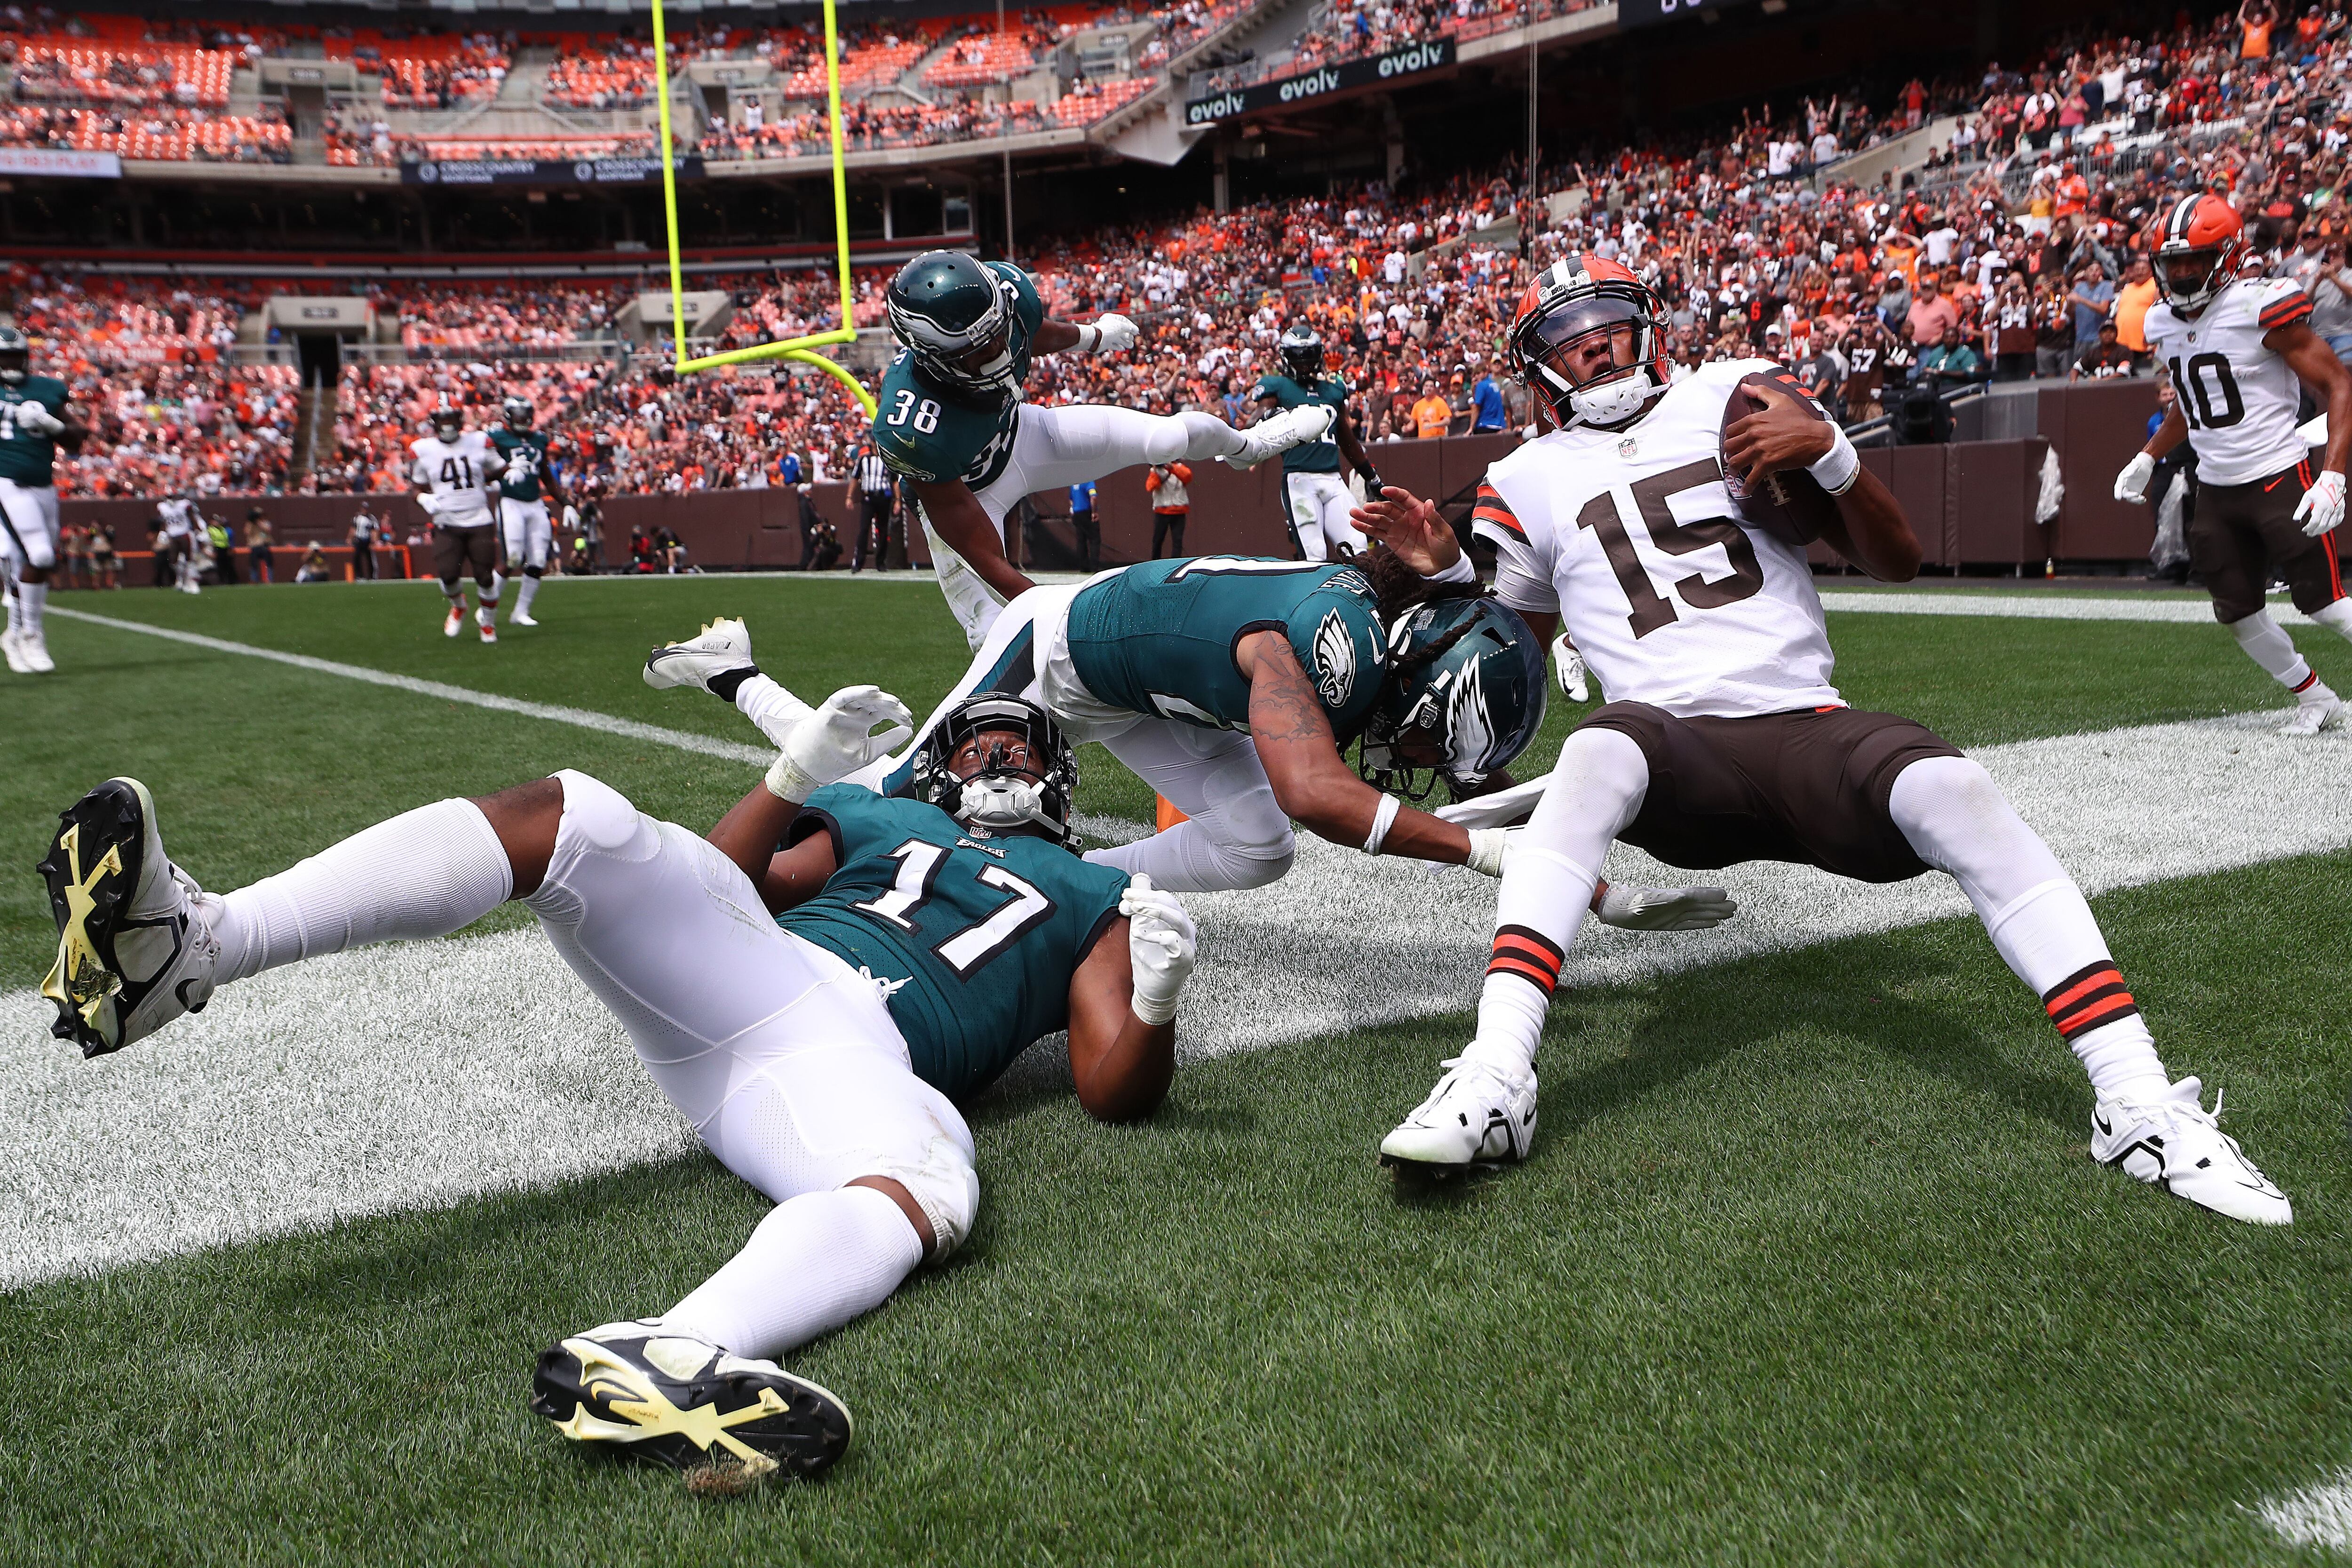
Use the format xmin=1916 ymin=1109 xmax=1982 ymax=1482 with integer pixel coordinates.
xmin=2142 ymin=277 xmax=2314 ymax=486
xmin=779 ymin=783 xmax=1129 ymax=1099
xmin=1473 ymin=358 xmax=1843 ymax=719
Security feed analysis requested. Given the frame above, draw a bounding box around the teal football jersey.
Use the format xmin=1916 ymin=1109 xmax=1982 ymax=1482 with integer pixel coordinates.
xmin=1248 ymin=373 xmax=1347 ymax=474
xmin=779 ymin=783 xmax=1128 ymax=1099
xmin=871 ymin=259 xmax=1045 ymax=491
xmin=0 ymin=374 xmax=70 ymax=487
xmin=1063 ymin=557 xmax=1389 ymax=740
xmin=488 ymin=428 xmax=554 ymax=501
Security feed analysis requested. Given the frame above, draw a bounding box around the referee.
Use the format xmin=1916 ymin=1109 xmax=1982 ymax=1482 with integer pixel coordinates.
xmin=851 ymin=441 xmax=892 ymax=574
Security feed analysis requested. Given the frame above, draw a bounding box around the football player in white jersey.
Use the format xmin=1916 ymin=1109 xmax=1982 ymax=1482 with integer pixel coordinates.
xmin=411 ymin=404 xmax=507 ymax=644
xmin=2116 ymin=194 xmax=2352 ymax=734
xmin=1356 ymin=255 xmax=2290 ymax=1225
xmin=156 ymin=492 xmax=203 ymax=596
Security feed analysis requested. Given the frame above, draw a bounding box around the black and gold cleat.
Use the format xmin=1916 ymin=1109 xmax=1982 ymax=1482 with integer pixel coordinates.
xmin=531 ymin=1321 xmax=854 ymax=1480
xmin=36 ymin=777 xmax=217 ymax=1058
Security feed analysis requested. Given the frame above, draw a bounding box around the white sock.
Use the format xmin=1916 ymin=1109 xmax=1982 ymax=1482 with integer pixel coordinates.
xmin=477 ymin=600 xmax=497 ymax=625
xmin=658 ymin=1185 xmax=922 ymax=1361
xmin=443 ymin=581 xmax=466 ymax=610
xmin=2229 ymin=610 xmax=2324 ymax=695
xmin=515 ymin=573 xmax=540 ymax=617
xmin=211 ymin=799 xmax=513 ymax=984
xmin=6 ymin=581 xmax=22 ymax=635
xmin=19 ymin=580 xmax=44 ymax=637
xmin=2310 ymin=597 xmax=2352 ymax=648
xmin=1457 ymin=725 xmax=1650 ymax=1081
xmin=1890 ymin=757 xmax=2168 ymax=1100
xmin=488 ymin=569 xmax=507 ymax=606
xmin=733 ymin=672 xmax=814 ymax=748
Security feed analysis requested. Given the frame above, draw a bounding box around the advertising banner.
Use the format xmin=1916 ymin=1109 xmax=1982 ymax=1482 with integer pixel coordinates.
xmin=401 ymin=156 xmax=704 ymax=187
xmin=1183 ymin=39 xmax=1454 ymax=125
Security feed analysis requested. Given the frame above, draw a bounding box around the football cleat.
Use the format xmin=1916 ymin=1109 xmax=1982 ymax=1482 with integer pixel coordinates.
xmin=1 ymin=626 xmax=26 ymax=675
xmin=1225 ymin=401 xmax=1338 ymax=470
xmin=2092 ymin=1076 xmax=2292 ymax=1225
xmin=531 ymin=1320 xmax=853 ymax=1479
xmin=509 ymin=611 xmax=539 ymax=628
xmin=479 ymin=621 xmax=498 ymax=645
xmin=443 ymin=605 xmax=464 ymax=638
xmin=18 ymin=629 xmax=54 ymax=674
xmin=1554 ymin=636 xmax=1589 ymax=703
xmin=2279 ymin=691 xmax=2342 ymax=736
xmin=38 ymin=777 xmax=221 ymax=1058
xmin=1379 ymin=1055 xmax=1539 ymax=1170
xmin=644 ymin=616 xmax=755 ymax=695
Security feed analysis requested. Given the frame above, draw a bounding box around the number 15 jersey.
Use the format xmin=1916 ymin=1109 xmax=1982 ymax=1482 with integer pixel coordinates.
xmin=1472 ymin=359 xmax=1843 ymax=719
xmin=2143 ymin=276 xmax=2314 ymax=486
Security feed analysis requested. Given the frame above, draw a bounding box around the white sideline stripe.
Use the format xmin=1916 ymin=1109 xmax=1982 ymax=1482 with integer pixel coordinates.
xmin=2257 ymin=1472 xmax=2352 ymax=1550
xmin=1820 ymin=590 xmax=2318 ymax=625
xmin=6 ymin=707 xmax=2347 ymax=1291
xmin=46 ymin=605 xmax=772 ymax=765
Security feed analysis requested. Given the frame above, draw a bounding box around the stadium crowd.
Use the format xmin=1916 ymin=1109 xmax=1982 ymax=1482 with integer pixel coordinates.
xmin=13 ymin=5 xmax=2352 ymax=501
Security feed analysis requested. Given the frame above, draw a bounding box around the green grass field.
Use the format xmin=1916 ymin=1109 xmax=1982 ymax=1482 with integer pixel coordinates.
xmin=5 ymin=574 xmax=2350 ymax=1566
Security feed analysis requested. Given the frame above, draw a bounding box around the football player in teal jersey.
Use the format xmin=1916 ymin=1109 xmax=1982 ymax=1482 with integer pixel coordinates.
xmin=649 ymin=585 xmax=1731 ymax=928
xmin=874 ymin=250 xmax=1339 ymax=648
xmin=38 ymin=687 xmax=1195 ymax=1480
xmin=1253 ymin=323 xmax=1386 ymax=565
xmin=0 ymin=326 xmax=87 ymax=676
xmin=488 ymin=395 xmax=567 ymax=628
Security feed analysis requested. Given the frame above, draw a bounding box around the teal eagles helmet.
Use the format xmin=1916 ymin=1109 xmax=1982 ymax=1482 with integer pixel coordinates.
xmin=1360 ymin=597 xmax=1547 ymax=799
xmin=907 ymin=693 xmax=1082 ymax=851
xmin=501 ymin=395 xmax=534 ymax=431
xmin=886 ymin=250 xmax=1025 ymax=398
xmin=0 ymin=325 xmax=27 ymax=384
xmin=1279 ymin=322 xmax=1324 ymax=380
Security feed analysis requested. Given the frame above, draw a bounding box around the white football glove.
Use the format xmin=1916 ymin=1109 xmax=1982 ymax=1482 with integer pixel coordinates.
xmin=764 ymin=684 xmax=914 ymax=804
xmin=1553 ymin=635 xmax=1589 ymax=702
xmin=1119 ymin=874 xmax=1196 ymax=1026
xmin=2297 ymin=469 xmax=2348 ymax=538
xmin=1595 ymin=883 xmax=1738 ymax=931
xmin=1091 ymin=313 xmax=1139 ymax=354
xmin=1465 ymin=828 xmax=1516 ymax=878
xmin=12 ymin=400 xmax=64 ymax=437
xmin=415 ymin=493 xmax=442 ymax=517
xmin=2113 ymin=451 xmax=2156 ymax=505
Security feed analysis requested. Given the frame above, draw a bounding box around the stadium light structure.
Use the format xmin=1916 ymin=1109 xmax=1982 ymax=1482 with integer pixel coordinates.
xmin=649 ymin=0 xmax=876 ymax=414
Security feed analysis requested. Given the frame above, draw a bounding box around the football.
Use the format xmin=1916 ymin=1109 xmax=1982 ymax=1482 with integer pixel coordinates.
xmin=1720 ymin=367 xmax=1842 ymax=547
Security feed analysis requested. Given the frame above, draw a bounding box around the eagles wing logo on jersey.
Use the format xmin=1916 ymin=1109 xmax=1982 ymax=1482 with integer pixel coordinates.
xmin=1313 ymin=610 xmax=1359 ymax=708
xmin=1445 ymin=661 xmax=1495 ymax=778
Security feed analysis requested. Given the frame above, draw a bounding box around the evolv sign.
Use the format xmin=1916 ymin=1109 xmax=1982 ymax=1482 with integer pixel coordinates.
xmin=1183 ymin=38 xmax=1454 ymax=125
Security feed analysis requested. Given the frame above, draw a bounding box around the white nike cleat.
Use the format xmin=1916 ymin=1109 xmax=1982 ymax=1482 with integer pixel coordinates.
xmin=18 ymin=629 xmax=54 ymax=673
xmin=1555 ymin=637 xmax=1589 ymax=702
xmin=1 ymin=627 xmax=26 ymax=674
xmin=2092 ymin=1076 xmax=2292 ymax=1225
xmin=443 ymin=605 xmax=464 ymax=638
xmin=1225 ymin=402 xmax=1339 ymax=470
xmin=37 ymin=777 xmax=221 ymax=1058
xmin=644 ymin=616 xmax=755 ymax=694
xmin=509 ymin=611 xmax=539 ymax=628
xmin=479 ymin=621 xmax=498 ymax=645
xmin=2280 ymin=691 xmax=2342 ymax=736
xmin=531 ymin=1320 xmax=853 ymax=1479
xmin=1379 ymin=1054 xmax=1539 ymax=1170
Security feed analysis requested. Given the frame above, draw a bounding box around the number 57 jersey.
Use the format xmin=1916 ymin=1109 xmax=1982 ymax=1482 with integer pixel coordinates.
xmin=778 ymin=783 xmax=1130 ymax=1099
xmin=1473 ymin=358 xmax=1843 ymax=719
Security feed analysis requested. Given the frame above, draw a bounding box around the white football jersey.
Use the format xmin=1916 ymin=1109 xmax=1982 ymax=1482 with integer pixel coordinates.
xmin=2143 ymin=277 xmax=2315 ymax=486
xmin=411 ymin=432 xmax=497 ymax=527
xmin=1473 ymin=359 xmax=1842 ymax=719
xmin=156 ymin=497 xmax=199 ymax=537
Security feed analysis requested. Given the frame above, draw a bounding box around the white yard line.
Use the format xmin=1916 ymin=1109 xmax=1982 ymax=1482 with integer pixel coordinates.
xmin=5 ymin=703 xmax=2345 ymax=1291
xmin=2256 ymin=1471 xmax=2352 ymax=1551
xmin=1819 ymin=590 xmax=2316 ymax=625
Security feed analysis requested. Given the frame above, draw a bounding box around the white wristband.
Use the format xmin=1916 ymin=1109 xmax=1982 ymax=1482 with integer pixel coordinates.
xmin=763 ymin=754 xmax=822 ymax=804
xmin=1808 ymin=423 xmax=1860 ymax=496
xmin=1361 ymin=793 xmax=1402 ymax=855
xmin=1081 ymin=325 xmax=1101 ymax=353
xmin=1425 ymin=552 xmax=1477 ymax=584
xmin=1130 ymin=987 xmax=1178 ymax=1028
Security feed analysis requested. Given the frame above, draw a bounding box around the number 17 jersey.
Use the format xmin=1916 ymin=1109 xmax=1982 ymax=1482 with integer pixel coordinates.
xmin=1472 ymin=358 xmax=1843 ymax=719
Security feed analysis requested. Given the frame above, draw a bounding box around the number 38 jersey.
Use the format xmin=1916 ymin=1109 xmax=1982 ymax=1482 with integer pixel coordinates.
xmin=409 ymin=431 xmax=499 ymax=528
xmin=1473 ymin=358 xmax=1843 ymax=719
xmin=2143 ymin=278 xmax=2314 ymax=486
xmin=871 ymin=259 xmax=1045 ymax=491
xmin=779 ymin=783 xmax=1129 ymax=1099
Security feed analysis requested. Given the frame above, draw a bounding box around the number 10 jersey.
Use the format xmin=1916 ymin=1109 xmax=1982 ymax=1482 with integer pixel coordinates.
xmin=2142 ymin=277 xmax=2315 ymax=486
xmin=1472 ymin=358 xmax=1843 ymax=718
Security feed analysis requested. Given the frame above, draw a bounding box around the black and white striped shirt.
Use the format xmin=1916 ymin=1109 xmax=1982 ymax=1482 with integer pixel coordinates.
xmin=856 ymin=453 xmax=892 ymax=495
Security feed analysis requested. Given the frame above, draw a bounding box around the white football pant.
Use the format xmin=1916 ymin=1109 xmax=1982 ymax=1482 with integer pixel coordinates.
xmin=499 ymin=497 xmax=552 ymax=570
xmin=1284 ymin=471 xmax=1358 ymax=564
xmin=0 ymin=478 xmax=59 ymax=571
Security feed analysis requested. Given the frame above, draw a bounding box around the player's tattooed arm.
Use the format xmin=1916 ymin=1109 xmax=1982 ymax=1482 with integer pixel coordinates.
xmin=1239 ymin=631 xmax=1474 ymax=866
xmin=706 ymin=783 xmax=839 ymax=912
xmin=1065 ymin=920 xmax=1174 ymax=1122
xmin=911 ymin=477 xmax=1035 ymax=605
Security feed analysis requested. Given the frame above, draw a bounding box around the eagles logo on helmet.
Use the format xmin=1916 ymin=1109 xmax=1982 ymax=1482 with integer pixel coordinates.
xmin=1359 ymin=596 xmax=1547 ymax=799
xmin=0 ymin=324 xmax=28 ymax=385
xmin=886 ymin=250 xmax=1025 ymax=397
xmin=502 ymin=395 xmax=535 ymax=432
xmin=907 ymin=694 xmax=1083 ymax=851
xmin=1509 ymin=256 xmax=1674 ymax=431
xmin=1279 ymin=323 xmax=1325 ymax=381
xmin=2153 ymin=193 xmax=2252 ymax=318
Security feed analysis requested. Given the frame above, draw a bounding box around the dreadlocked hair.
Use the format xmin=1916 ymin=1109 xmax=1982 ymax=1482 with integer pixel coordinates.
xmin=1363 ymin=541 xmax=1489 ymax=620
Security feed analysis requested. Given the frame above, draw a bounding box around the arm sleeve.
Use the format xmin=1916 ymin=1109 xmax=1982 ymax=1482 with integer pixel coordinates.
xmin=1469 ymin=484 xmax=1557 ymax=613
